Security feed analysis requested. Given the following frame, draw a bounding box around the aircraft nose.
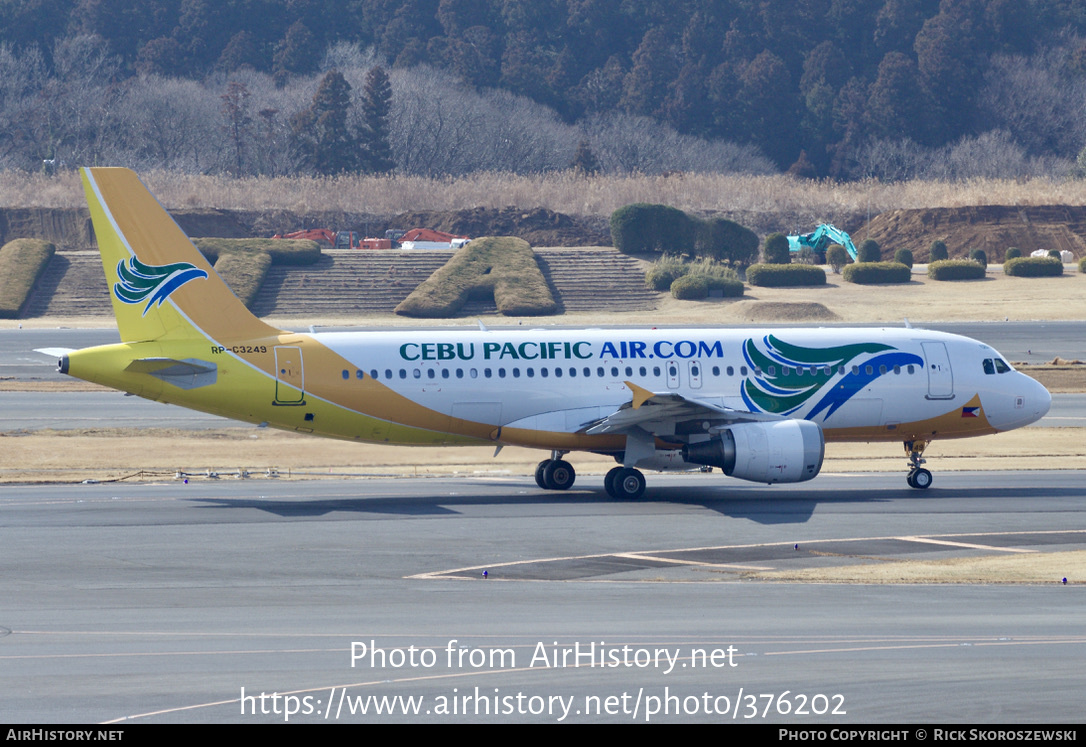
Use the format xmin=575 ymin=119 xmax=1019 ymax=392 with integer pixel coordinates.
xmin=1034 ymin=377 xmax=1053 ymax=421
xmin=1014 ymin=374 xmax=1051 ymax=428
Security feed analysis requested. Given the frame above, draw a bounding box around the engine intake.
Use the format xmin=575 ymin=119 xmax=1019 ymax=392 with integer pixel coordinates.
xmin=682 ymin=420 xmax=824 ymax=484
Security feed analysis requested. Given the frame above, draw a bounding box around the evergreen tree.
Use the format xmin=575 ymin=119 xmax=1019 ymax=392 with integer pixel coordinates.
xmin=571 ymin=139 xmax=600 ymax=175
xmin=360 ymin=66 xmax=394 ymax=173
xmin=292 ymin=70 xmax=359 ymax=175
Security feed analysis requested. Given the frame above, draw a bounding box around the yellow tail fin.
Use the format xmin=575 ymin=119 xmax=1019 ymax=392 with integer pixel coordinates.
xmin=81 ymin=167 xmax=281 ymax=343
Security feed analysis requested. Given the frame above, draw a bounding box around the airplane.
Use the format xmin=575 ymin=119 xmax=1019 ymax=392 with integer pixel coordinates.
xmin=50 ymin=168 xmax=1051 ymax=498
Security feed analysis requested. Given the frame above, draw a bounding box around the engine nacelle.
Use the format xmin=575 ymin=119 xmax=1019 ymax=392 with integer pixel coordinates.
xmin=681 ymin=420 xmax=824 ymax=484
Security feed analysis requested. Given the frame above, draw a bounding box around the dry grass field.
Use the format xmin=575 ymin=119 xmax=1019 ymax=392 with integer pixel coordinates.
xmin=11 ymin=170 xmax=1086 ymax=217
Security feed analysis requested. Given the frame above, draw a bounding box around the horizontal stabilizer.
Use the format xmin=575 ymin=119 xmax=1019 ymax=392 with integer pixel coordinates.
xmin=125 ymin=357 xmax=217 ymax=389
xmin=35 ymin=347 xmax=76 ymax=358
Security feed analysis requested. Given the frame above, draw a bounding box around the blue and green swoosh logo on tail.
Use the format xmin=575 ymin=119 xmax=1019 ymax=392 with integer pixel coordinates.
xmin=741 ymin=335 xmax=923 ymax=420
xmin=113 ymin=257 xmax=208 ymax=315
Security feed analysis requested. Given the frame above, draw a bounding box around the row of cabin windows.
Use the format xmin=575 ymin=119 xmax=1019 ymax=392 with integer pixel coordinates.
xmin=340 ymin=363 xmax=919 ymax=381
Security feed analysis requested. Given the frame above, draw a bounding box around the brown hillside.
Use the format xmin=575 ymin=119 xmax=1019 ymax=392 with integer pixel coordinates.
xmin=393 ymin=207 xmax=610 ymax=247
xmin=861 ymin=205 xmax=1086 ymax=262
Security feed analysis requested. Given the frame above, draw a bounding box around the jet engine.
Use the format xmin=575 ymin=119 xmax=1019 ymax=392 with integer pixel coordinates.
xmin=681 ymin=420 xmax=824 ymax=484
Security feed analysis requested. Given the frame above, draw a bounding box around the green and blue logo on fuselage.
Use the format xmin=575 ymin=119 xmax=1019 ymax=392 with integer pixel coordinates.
xmin=742 ymin=335 xmax=923 ymax=420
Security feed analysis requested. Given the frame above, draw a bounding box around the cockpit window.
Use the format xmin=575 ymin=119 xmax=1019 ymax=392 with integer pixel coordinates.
xmin=983 ymin=359 xmax=995 ymax=375
xmin=994 ymin=358 xmax=1011 ymax=373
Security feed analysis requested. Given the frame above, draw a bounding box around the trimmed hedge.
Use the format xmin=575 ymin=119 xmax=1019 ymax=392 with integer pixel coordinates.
xmin=1005 ymin=247 xmax=1021 ymax=261
xmin=704 ymin=273 xmax=744 ymax=297
xmin=1080 ymin=257 xmax=1086 ymax=273
xmin=610 ymin=203 xmax=757 ymax=265
xmin=396 ymin=236 xmax=557 ymax=317
xmin=193 ymin=237 xmax=321 ymax=265
xmin=929 ymin=240 xmax=948 ymax=262
xmin=927 ymin=259 xmax=986 ymax=280
xmin=857 ymin=238 xmax=881 ymax=263
xmin=762 ymin=232 xmax=791 ymax=264
xmin=842 ymin=261 xmax=911 ymax=284
xmin=0 ymin=238 xmax=56 ymax=318
xmin=969 ymin=248 xmax=987 ymax=267
xmin=746 ymin=263 xmax=827 ymax=287
xmin=670 ymin=273 xmax=745 ymax=300
xmin=649 ymin=255 xmax=744 ymax=299
xmin=1003 ymin=256 xmax=1063 ymax=277
xmin=670 ymin=274 xmax=709 ymax=299
xmin=610 ymin=203 xmax=691 ymax=255
xmin=893 ymin=248 xmax=913 ymax=268
xmin=213 ymin=250 xmax=272 ymax=308
xmin=696 ymin=217 xmax=759 ymax=265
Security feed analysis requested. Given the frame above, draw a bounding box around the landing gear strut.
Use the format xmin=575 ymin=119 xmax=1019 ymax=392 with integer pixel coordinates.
xmin=535 ymin=451 xmax=576 ymax=490
xmin=904 ymin=440 xmax=932 ymax=489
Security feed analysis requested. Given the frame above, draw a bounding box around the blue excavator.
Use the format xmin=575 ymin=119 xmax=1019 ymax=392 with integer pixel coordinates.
xmin=787 ymin=224 xmax=857 ymax=261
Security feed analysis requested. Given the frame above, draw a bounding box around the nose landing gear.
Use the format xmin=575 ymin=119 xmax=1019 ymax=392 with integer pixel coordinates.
xmin=904 ymin=440 xmax=932 ymax=489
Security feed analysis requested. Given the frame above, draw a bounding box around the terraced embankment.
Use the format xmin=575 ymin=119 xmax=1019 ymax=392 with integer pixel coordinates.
xmin=22 ymin=248 xmax=658 ymax=318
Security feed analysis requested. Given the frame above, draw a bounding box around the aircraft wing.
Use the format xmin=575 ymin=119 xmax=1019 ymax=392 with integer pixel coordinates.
xmin=583 ymin=381 xmax=783 ymax=435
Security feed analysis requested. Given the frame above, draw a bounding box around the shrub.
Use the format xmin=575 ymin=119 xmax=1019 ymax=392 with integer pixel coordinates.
xmin=695 ymin=217 xmax=759 ymax=266
xmin=1004 ymin=256 xmax=1063 ymax=277
xmin=746 ymin=264 xmax=826 ymax=287
xmin=1005 ymin=247 xmax=1021 ymax=262
xmin=0 ymin=238 xmax=56 ymax=318
xmin=762 ymin=232 xmax=791 ymax=264
xmin=893 ymin=248 xmax=913 ymax=268
xmin=647 ymin=255 xmax=744 ymax=294
xmin=826 ymin=244 xmax=850 ymax=273
xmin=929 ymin=240 xmax=948 ymax=261
xmin=610 ymin=203 xmax=694 ymax=255
xmin=857 ymin=238 xmax=881 ymax=263
xmin=969 ymin=249 xmax=987 ymax=268
xmin=842 ymin=262 xmax=912 ymax=284
xmin=670 ymin=274 xmax=709 ymax=299
xmin=645 ymin=254 xmax=689 ymax=290
xmin=927 ymin=259 xmax=986 ymax=280
xmin=1080 ymin=257 xmax=1086 ymax=273
xmin=1048 ymin=249 xmax=1062 ymax=260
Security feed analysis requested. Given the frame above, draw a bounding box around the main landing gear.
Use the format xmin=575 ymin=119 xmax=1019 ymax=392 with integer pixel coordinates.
xmin=535 ymin=452 xmax=576 ymax=490
xmin=904 ymin=440 xmax=933 ymax=489
xmin=534 ymin=452 xmax=647 ymax=499
xmin=604 ymin=465 xmax=646 ymax=500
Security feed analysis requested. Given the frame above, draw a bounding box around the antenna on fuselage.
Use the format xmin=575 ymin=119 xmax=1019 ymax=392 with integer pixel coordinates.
xmin=903 ymin=318 xmax=913 ymax=329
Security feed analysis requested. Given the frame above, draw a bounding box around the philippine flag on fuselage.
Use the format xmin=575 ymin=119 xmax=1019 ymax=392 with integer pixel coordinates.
xmin=961 ymin=406 xmax=980 ymax=418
